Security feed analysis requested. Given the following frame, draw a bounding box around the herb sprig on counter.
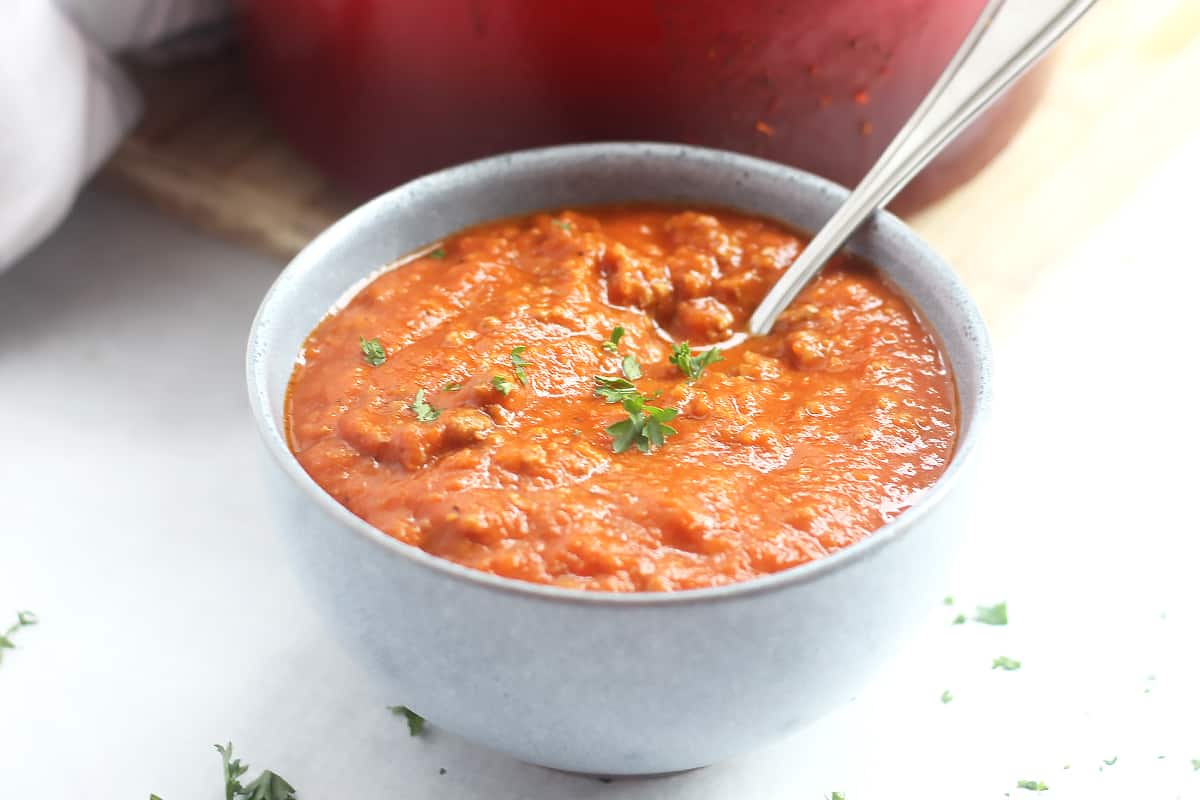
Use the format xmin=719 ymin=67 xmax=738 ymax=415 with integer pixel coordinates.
xmin=411 ymin=390 xmax=440 ymax=422
xmin=0 ymin=610 xmax=37 ymax=667
xmin=974 ymin=602 xmax=1008 ymax=626
xmin=1016 ymin=779 xmax=1048 ymax=792
xmin=213 ymin=742 xmax=296 ymax=800
xmin=360 ymin=336 xmax=387 ymax=367
xmin=669 ymin=342 xmax=723 ymax=381
xmin=389 ymin=705 xmax=427 ymax=736
xmin=992 ymin=656 xmax=1022 ymax=671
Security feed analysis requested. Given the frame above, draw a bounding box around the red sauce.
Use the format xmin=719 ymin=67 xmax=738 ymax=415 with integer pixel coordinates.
xmin=286 ymin=207 xmax=957 ymax=592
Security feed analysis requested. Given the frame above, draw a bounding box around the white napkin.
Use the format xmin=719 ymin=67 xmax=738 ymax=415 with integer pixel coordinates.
xmin=0 ymin=0 xmax=230 ymax=271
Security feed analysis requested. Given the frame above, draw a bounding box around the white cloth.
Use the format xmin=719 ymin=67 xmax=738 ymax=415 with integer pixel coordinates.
xmin=0 ymin=0 xmax=228 ymax=271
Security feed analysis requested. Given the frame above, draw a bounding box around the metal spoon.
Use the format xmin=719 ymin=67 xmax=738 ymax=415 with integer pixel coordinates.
xmin=747 ymin=0 xmax=1097 ymax=336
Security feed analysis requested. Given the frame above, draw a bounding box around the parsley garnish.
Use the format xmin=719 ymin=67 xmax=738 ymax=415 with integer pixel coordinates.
xmin=944 ymin=596 xmax=954 ymax=606
xmin=952 ymin=613 xmax=967 ymax=625
xmin=992 ymin=656 xmax=1022 ymax=671
xmin=669 ymin=342 xmax=723 ymax=381
xmin=975 ymin=602 xmax=1008 ymax=625
xmin=360 ymin=336 xmax=387 ymax=367
xmin=553 ymin=219 xmax=572 ymax=231
xmin=411 ymin=389 xmax=440 ymax=422
xmin=389 ymin=705 xmax=426 ymax=736
xmin=603 ymin=326 xmax=625 ymax=352
xmin=1191 ymin=758 xmax=1200 ymax=771
xmin=940 ymin=690 xmax=953 ymax=704
xmin=621 ymin=354 xmax=642 ymax=380
xmin=1102 ymin=756 xmax=1118 ymax=766
xmin=1016 ymin=780 xmax=1047 ymax=792
xmin=829 ymin=793 xmax=847 ymax=800
xmin=429 ymin=247 xmax=446 ymax=259
xmin=212 ymin=743 xmax=295 ymax=800
xmin=510 ymin=346 xmax=532 ymax=385
xmin=594 ymin=376 xmax=639 ymax=403
xmin=606 ymin=395 xmax=678 ymax=454
xmin=0 ymin=609 xmax=37 ymax=666
xmin=442 ymin=382 xmax=462 ymax=392
xmin=491 ymin=375 xmax=514 ymax=396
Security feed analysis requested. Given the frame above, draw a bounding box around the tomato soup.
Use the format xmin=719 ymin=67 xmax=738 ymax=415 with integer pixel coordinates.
xmin=285 ymin=207 xmax=957 ymax=592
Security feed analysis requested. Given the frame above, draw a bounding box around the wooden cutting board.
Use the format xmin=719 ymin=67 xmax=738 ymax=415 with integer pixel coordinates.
xmin=100 ymin=0 xmax=1200 ymax=334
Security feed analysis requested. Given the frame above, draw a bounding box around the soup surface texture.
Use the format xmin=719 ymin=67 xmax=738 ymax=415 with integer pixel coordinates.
xmin=286 ymin=207 xmax=957 ymax=592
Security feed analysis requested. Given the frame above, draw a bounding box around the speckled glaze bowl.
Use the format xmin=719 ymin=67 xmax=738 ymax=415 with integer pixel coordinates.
xmin=246 ymin=143 xmax=991 ymax=775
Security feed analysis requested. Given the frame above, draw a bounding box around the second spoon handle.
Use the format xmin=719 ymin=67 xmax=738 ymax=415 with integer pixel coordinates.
xmin=747 ymin=0 xmax=1098 ymax=337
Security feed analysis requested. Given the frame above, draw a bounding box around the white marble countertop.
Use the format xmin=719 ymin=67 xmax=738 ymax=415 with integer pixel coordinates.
xmin=2 ymin=139 xmax=1198 ymax=800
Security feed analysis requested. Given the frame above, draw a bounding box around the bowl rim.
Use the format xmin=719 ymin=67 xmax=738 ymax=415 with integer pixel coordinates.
xmin=246 ymin=141 xmax=992 ymax=608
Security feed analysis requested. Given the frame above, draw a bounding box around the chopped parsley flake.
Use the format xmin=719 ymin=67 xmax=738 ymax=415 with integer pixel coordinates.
xmin=213 ymin=742 xmax=296 ymax=800
xmin=621 ymin=354 xmax=643 ymax=380
xmin=442 ymin=382 xmax=462 ymax=392
xmin=952 ymin=613 xmax=967 ymax=625
xmin=0 ymin=609 xmax=37 ymax=666
xmin=553 ymin=219 xmax=572 ymax=231
xmin=828 ymin=793 xmax=846 ymax=800
xmin=1016 ymin=780 xmax=1047 ymax=792
xmin=603 ymin=326 xmax=625 ymax=352
xmin=1103 ymin=756 xmax=1118 ymax=766
xmin=510 ymin=346 xmax=532 ymax=385
xmin=943 ymin=596 xmax=954 ymax=606
xmin=389 ymin=705 xmax=426 ymax=736
xmin=359 ymin=336 xmax=387 ymax=366
xmin=606 ymin=395 xmax=679 ymax=454
xmin=992 ymin=656 xmax=1022 ymax=671
xmin=1191 ymin=758 xmax=1200 ymax=771
xmin=975 ymin=602 xmax=1008 ymax=625
xmin=429 ymin=247 xmax=446 ymax=259
xmin=594 ymin=375 xmax=639 ymax=403
xmin=411 ymin=389 xmax=440 ymax=422
xmin=669 ymin=342 xmax=723 ymax=381
xmin=940 ymin=690 xmax=953 ymax=704
xmin=491 ymin=375 xmax=515 ymax=396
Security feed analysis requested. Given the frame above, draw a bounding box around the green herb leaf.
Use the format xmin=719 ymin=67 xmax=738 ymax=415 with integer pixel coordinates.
xmin=510 ymin=346 xmax=532 ymax=385
xmin=0 ymin=636 xmax=12 ymax=650
xmin=602 ymin=326 xmax=625 ymax=352
xmin=215 ymin=742 xmax=248 ymax=800
xmin=17 ymin=611 xmax=36 ymax=626
xmin=1191 ymin=758 xmax=1200 ymax=771
xmin=940 ymin=690 xmax=953 ymax=704
xmin=491 ymin=375 xmax=514 ymax=396
xmin=239 ymin=770 xmax=297 ymax=800
xmin=442 ymin=382 xmax=462 ymax=392
xmin=1016 ymin=780 xmax=1048 ymax=792
xmin=606 ymin=394 xmax=679 ymax=454
xmin=553 ymin=219 xmax=572 ymax=231
xmin=359 ymin=336 xmax=387 ymax=367
xmin=594 ymin=376 xmax=639 ymax=403
xmin=975 ymin=602 xmax=1008 ymax=626
xmin=390 ymin=705 xmax=426 ymax=736
xmin=411 ymin=389 xmax=440 ymax=422
xmin=621 ymin=354 xmax=643 ymax=380
xmin=669 ymin=342 xmax=724 ymax=382
xmin=428 ymin=247 xmax=446 ymax=259
xmin=1103 ymin=756 xmax=1118 ymax=766
xmin=150 ymin=795 xmax=164 ymax=800
xmin=829 ymin=793 xmax=846 ymax=800
xmin=943 ymin=596 xmax=954 ymax=606
xmin=992 ymin=656 xmax=1022 ymax=671
xmin=952 ymin=613 xmax=967 ymax=625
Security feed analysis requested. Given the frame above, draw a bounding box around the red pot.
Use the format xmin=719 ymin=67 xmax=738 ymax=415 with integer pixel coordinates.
xmin=238 ymin=0 xmax=1047 ymax=211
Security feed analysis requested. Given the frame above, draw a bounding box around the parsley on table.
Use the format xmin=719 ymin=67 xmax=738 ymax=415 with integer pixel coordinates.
xmin=0 ymin=610 xmax=37 ymax=666
xmin=594 ymin=376 xmax=639 ymax=403
xmin=212 ymin=743 xmax=295 ymax=800
xmin=952 ymin=613 xmax=967 ymax=625
xmin=1102 ymin=756 xmax=1118 ymax=766
xmin=602 ymin=326 xmax=625 ymax=352
xmin=389 ymin=705 xmax=426 ymax=736
xmin=621 ymin=354 xmax=642 ymax=380
xmin=828 ymin=793 xmax=846 ymax=800
xmin=1016 ymin=779 xmax=1047 ymax=792
xmin=510 ymin=346 xmax=532 ymax=385
xmin=442 ymin=382 xmax=462 ymax=392
xmin=975 ymin=602 xmax=1008 ymax=626
xmin=992 ymin=656 xmax=1022 ymax=671
xmin=606 ymin=395 xmax=678 ymax=454
xmin=359 ymin=336 xmax=387 ymax=367
xmin=491 ymin=375 xmax=515 ymax=396
xmin=1191 ymin=758 xmax=1200 ymax=771
xmin=943 ymin=596 xmax=954 ymax=606
xmin=669 ymin=342 xmax=723 ymax=382
xmin=411 ymin=389 xmax=440 ymax=422
xmin=428 ymin=247 xmax=446 ymax=259
xmin=940 ymin=690 xmax=953 ymax=704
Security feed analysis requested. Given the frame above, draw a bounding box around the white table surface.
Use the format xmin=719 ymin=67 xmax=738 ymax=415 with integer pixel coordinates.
xmin=3 ymin=140 xmax=1198 ymax=800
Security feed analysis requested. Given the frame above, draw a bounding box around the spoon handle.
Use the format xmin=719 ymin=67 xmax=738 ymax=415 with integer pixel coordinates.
xmin=747 ymin=0 xmax=1097 ymax=336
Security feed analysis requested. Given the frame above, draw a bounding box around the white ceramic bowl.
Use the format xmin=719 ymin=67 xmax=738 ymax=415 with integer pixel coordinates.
xmin=246 ymin=143 xmax=991 ymax=775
